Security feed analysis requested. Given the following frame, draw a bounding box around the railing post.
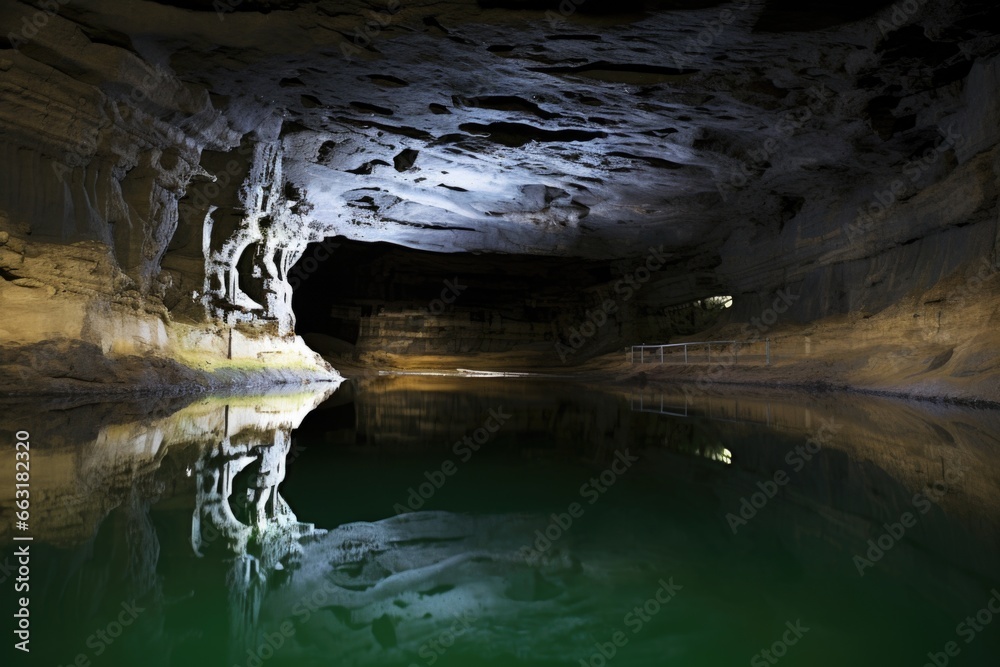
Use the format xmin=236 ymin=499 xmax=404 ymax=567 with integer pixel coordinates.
xmin=629 ymin=340 xmax=773 ymax=367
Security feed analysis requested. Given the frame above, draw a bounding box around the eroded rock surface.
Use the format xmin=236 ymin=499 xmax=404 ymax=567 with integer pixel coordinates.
xmin=0 ymin=0 xmax=998 ymax=394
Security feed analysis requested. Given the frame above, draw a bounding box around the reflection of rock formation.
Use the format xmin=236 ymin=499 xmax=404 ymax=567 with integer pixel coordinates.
xmin=191 ymin=418 xmax=320 ymax=651
xmin=261 ymin=512 xmax=595 ymax=666
xmin=260 ymin=495 xmax=1000 ymax=667
xmin=331 ymin=375 xmax=734 ymax=465
xmin=625 ymin=386 xmax=1000 ymax=538
xmin=0 ymin=387 xmax=337 ymax=545
xmin=0 ymin=386 xmax=336 ymax=667
xmin=305 ymin=377 xmax=1000 ymax=546
xmin=194 ymin=425 xmax=293 ymax=555
xmin=2 ymin=380 xmax=1000 ymax=666
xmin=282 ymin=377 xmax=1000 ymax=666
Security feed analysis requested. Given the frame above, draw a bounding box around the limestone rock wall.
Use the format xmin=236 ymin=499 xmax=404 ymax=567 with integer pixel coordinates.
xmin=721 ymin=47 xmax=1000 ymax=322
xmin=0 ymin=3 xmax=336 ymax=392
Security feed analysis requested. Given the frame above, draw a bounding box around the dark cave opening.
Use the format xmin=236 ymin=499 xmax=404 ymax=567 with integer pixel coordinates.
xmin=289 ymin=237 xmax=732 ymax=363
xmin=289 ymin=237 xmax=618 ymax=360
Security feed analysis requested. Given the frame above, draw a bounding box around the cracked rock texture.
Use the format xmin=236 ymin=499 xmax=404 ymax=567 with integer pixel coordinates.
xmin=0 ymin=0 xmax=998 ymax=394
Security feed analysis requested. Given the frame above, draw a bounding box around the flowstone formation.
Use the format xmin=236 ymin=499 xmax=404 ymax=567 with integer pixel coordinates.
xmin=0 ymin=3 xmax=338 ymax=392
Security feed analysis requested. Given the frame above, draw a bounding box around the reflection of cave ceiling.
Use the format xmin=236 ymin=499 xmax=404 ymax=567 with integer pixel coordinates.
xmin=17 ymin=0 xmax=1000 ymax=260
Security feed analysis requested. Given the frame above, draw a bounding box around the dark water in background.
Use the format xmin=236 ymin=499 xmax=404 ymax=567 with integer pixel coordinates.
xmin=2 ymin=377 xmax=999 ymax=667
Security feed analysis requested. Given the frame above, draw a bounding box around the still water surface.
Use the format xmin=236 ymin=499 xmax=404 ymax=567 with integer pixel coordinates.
xmin=2 ymin=377 xmax=999 ymax=667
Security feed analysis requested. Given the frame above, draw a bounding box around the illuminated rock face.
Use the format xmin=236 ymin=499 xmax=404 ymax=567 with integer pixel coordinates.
xmin=0 ymin=4 xmax=337 ymax=390
xmin=0 ymin=0 xmax=998 ymax=391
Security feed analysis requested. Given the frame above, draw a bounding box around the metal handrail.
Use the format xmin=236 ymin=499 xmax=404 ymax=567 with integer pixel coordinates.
xmin=629 ymin=338 xmax=770 ymax=366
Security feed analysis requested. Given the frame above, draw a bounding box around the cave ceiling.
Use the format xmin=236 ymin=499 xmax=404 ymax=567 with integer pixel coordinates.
xmin=18 ymin=0 xmax=1000 ymax=261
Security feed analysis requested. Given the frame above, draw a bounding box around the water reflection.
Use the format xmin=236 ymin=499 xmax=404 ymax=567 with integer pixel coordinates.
xmin=0 ymin=387 xmax=336 ymax=666
xmin=1 ymin=379 xmax=999 ymax=667
xmin=190 ymin=403 xmax=325 ymax=654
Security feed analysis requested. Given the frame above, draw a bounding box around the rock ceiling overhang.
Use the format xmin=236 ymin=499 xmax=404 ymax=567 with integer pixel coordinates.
xmin=18 ymin=0 xmax=1000 ymax=260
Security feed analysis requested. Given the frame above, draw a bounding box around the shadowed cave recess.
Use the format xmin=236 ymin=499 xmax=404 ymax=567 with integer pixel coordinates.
xmin=290 ymin=237 xmax=732 ymax=365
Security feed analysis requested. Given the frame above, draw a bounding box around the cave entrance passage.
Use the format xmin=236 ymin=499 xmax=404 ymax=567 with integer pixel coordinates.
xmin=287 ymin=236 xmax=621 ymax=363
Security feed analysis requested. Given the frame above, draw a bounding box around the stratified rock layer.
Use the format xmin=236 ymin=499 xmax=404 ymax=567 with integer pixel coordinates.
xmin=0 ymin=0 xmax=998 ymax=395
